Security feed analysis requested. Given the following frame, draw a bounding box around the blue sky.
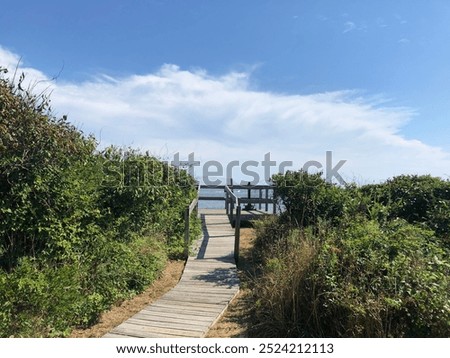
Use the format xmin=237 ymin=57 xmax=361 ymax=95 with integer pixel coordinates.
xmin=1 ymin=0 xmax=450 ymax=183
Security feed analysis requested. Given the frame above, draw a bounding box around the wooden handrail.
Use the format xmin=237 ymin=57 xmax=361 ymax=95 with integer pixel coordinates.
xmin=191 ymin=180 xmax=277 ymax=263
xmin=224 ymin=184 xmax=239 ymax=206
xmin=224 ymin=184 xmax=241 ymax=263
xmin=184 ymin=184 xmax=201 ymax=258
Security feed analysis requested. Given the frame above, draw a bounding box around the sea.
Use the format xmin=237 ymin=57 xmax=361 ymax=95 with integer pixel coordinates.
xmin=198 ymin=187 xmax=276 ymax=212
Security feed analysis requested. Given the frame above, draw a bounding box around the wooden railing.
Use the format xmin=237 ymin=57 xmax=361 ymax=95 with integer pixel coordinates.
xmin=201 ymin=182 xmax=277 ymax=214
xmin=226 ymin=185 xmax=277 ymax=214
xmin=224 ymin=185 xmax=241 ymax=263
xmin=183 ymin=184 xmax=200 ymax=258
xmin=192 ymin=180 xmax=277 ymax=263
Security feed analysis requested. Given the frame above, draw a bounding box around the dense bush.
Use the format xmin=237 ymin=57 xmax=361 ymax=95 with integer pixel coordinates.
xmin=98 ymin=146 xmax=197 ymax=258
xmin=0 ymin=69 xmax=199 ymax=337
xmin=360 ymin=175 xmax=450 ymax=246
xmin=251 ymin=171 xmax=450 ymax=337
xmin=273 ymin=170 xmax=351 ymax=228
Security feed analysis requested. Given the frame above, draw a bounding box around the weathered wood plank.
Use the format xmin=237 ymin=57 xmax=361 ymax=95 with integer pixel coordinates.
xmin=126 ymin=318 xmax=208 ymax=332
xmin=150 ymin=300 xmax=227 ymax=311
xmin=115 ymin=322 xmax=202 ymax=337
xmin=165 ymin=287 xmax=237 ymax=297
xmin=183 ymin=263 xmax=235 ymax=269
xmin=159 ymin=295 xmax=232 ymax=305
xmin=134 ymin=310 xmax=214 ymax=323
xmin=145 ymin=305 xmax=222 ymax=317
xmin=132 ymin=310 xmax=216 ymax=323
xmin=103 ymin=333 xmax=134 ymax=338
xmin=168 ymin=286 xmax=238 ymax=294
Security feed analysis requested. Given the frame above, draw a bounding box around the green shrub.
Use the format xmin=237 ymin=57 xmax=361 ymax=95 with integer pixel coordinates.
xmin=98 ymin=146 xmax=197 ymax=257
xmin=0 ymin=69 xmax=199 ymax=337
xmin=251 ymin=171 xmax=450 ymax=337
xmin=252 ymin=218 xmax=450 ymax=337
xmin=273 ymin=170 xmax=350 ymax=228
xmin=360 ymin=175 xmax=450 ymax=245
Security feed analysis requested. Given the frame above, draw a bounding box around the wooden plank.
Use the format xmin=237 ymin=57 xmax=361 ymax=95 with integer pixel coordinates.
xmin=185 ymin=259 xmax=236 ymax=266
xmin=176 ymin=279 xmax=239 ymax=287
xmin=178 ymin=275 xmax=239 ymax=284
xmin=134 ymin=310 xmax=214 ymax=323
xmin=185 ymin=261 xmax=235 ymax=267
xmin=161 ymin=293 xmax=236 ymax=303
xmin=127 ymin=318 xmax=208 ymax=332
xmin=168 ymin=286 xmax=238 ymax=294
xmin=178 ymin=278 xmax=239 ymax=285
xmin=175 ymin=283 xmax=239 ymax=290
xmin=159 ymin=294 xmax=233 ymax=305
xmin=179 ymin=269 xmax=239 ymax=284
xmin=150 ymin=300 xmax=226 ymax=312
xmin=103 ymin=333 xmax=134 ymax=338
xmin=169 ymin=282 xmax=238 ymax=289
xmin=181 ymin=268 xmax=236 ymax=274
xmin=114 ymin=322 xmax=202 ymax=338
xmin=182 ymin=263 xmax=238 ymax=270
xmin=142 ymin=305 xmax=222 ymax=317
xmin=110 ymin=326 xmax=174 ymax=338
xmin=132 ymin=311 xmax=214 ymax=325
xmin=166 ymin=286 xmax=237 ymax=295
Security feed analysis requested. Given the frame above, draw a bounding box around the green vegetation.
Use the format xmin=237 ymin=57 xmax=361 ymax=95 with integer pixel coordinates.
xmin=0 ymin=69 xmax=199 ymax=337
xmin=251 ymin=171 xmax=450 ymax=337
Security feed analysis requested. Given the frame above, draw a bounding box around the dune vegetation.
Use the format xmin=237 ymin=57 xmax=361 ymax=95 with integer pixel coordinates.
xmin=0 ymin=69 xmax=200 ymax=337
xmin=251 ymin=171 xmax=450 ymax=337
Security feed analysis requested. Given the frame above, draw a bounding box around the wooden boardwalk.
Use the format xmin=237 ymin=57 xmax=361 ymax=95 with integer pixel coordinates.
xmin=104 ymin=209 xmax=239 ymax=338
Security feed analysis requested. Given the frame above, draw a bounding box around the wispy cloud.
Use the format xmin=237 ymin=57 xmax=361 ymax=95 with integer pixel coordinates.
xmin=1 ymin=46 xmax=449 ymax=183
xmin=376 ymin=17 xmax=389 ymax=28
xmin=343 ymin=21 xmax=356 ymax=33
xmin=0 ymin=46 xmax=48 ymax=85
xmin=395 ymin=14 xmax=408 ymax=25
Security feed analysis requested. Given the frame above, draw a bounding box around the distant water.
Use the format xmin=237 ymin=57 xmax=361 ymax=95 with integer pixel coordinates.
xmin=198 ymin=187 xmax=276 ymax=212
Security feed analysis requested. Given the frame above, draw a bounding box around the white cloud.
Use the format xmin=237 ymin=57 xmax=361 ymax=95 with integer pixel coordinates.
xmin=343 ymin=21 xmax=356 ymax=33
xmin=0 ymin=46 xmax=49 ymax=88
xmin=1 ymin=46 xmax=450 ymax=184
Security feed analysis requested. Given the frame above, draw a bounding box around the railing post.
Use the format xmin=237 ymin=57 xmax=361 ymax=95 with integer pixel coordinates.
xmin=184 ymin=206 xmax=190 ymax=258
xmin=230 ymin=199 xmax=234 ymax=221
xmin=234 ymin=205 xmax=241 ymax=264
xmin=259 ymin=188 xmax=262 ymax=210
xmin=273 ymin=191 xmax=276 ymax=214
xmin=225 ymin=190 xmax=229 ymax=215
xmin=231 ymin=178 xmax=235 ymax=222
xmin=195 ymin=184 xmax=200 ymax=218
